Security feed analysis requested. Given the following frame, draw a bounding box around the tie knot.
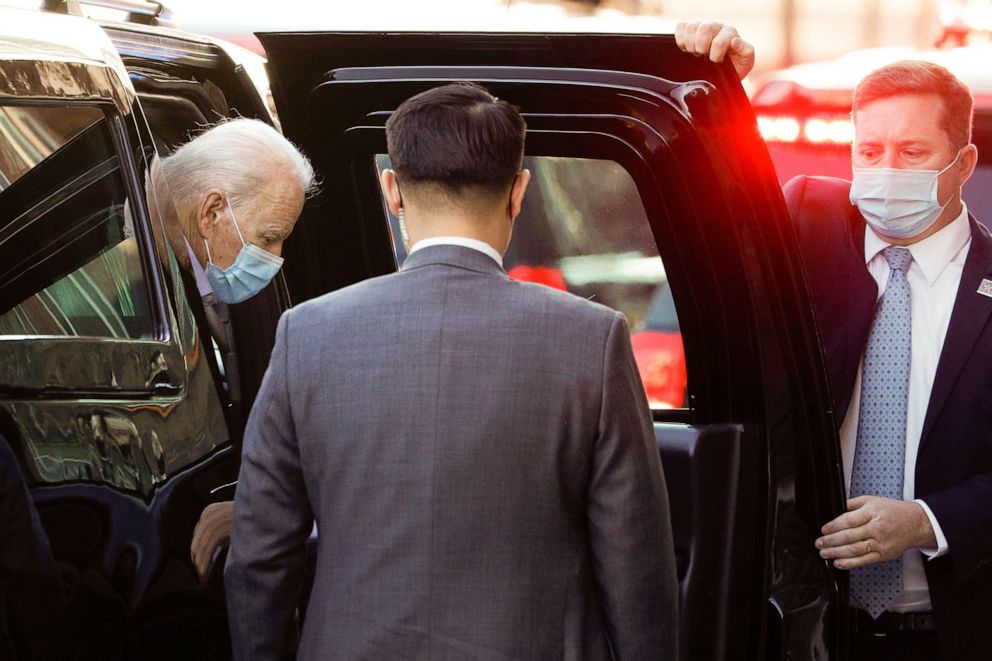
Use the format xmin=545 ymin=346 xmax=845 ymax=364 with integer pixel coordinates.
xmin=882 ymin=246 xmax=913 ymax=274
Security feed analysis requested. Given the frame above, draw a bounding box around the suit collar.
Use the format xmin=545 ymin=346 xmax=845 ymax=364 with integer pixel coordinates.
xmin=847 ymin=198 xmax=869 ymax=264
xmin=920 ymin=214 xmax=992 ymax=452
xmin=400 ymin=243 xmax=509 ymax=278
xmin=409 ymin=236 xmax=503 ymax=267
xmin=833 ymin=198 xmax=878 ymax=424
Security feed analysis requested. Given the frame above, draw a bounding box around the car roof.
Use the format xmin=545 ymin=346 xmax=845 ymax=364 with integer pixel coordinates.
xmin=1 ymin=3 xmax=274 ymax=117
xmin=0 ymin=5 xmax=124 ymax=70
xmin=0 ymin=4 xmax=134 ymax=110
xmin=755 ymin=43 xmax=992 ymax=108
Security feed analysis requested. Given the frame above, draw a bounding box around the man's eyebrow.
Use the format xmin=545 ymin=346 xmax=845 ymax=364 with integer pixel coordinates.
xmin=854 ymin=139 xmax=932 ymax=148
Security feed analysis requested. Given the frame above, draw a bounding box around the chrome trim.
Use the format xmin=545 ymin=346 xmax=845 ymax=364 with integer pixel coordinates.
xmin=81 ymin=0 xmax=165 ymax=17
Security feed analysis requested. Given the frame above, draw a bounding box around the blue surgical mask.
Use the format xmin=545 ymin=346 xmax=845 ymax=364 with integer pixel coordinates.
xmin=849 ymin=151 xmax=961 ymax=239
xmin=203 ymin=197 xmax=284 ymax=304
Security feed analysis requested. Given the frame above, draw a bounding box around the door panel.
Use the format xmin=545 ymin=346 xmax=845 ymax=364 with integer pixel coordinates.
xmin=0 ymin=103 xmax=227 ymax=492
xmin=261 ymin=32 xmax=846 ymax=660
xmin=0 ymin=69 xmax=227 ymax=628
xmin=655 ymin=423 xmax=756 ymax=661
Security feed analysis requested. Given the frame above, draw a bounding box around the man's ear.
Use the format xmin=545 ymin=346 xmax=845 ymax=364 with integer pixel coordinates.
xmin=380 ymin=169 xmax=403 ymax=216
xmin=195 ymin=189 xmax=226 ymax=239
xmin=955 ymin=144 xmax=979 ymax=188
xmin=509 ymin=169 xmax=531 ymax=221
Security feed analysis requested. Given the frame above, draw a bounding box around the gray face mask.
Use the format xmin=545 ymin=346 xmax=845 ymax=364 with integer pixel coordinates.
xmin=203 ymin=196 xmax=284 ymax=304
xmin=849 ymin=150 xmax=961 ymax=239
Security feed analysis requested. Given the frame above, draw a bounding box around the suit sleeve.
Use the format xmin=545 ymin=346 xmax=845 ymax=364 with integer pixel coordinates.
xmin=922 ymin=471 xmax=992 ymax=585
xmin=225 ymin=311 xmax=313 ymax=661
xmin=587 ymin=312 xmax=679 ymax=661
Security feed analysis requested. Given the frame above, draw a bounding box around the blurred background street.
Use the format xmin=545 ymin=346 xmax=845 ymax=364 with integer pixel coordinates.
xmin=160 ymin=0 xmax=974 ymax=75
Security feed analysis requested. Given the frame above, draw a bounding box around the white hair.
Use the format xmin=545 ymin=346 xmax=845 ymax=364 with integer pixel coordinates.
xmin=159 ymin=118 xmax=317 ymax=217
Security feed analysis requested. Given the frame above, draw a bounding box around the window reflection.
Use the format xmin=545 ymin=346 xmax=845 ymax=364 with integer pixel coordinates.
xmin=0 ymin=105 xmax=102 ymax=189
xmin=0 ymin=107 xmax=153 ymax=339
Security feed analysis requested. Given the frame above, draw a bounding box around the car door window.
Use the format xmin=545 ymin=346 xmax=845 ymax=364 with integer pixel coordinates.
xmin=377 ymin=154 xmax=687 ymax=410
xmin=0 ymin=105 xmax=154 ymax=339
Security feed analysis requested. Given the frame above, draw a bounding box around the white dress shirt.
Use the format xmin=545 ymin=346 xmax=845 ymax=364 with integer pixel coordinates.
xmin=840 ymin=203 xmax=972 ymax=613
xmin=408 ymin=236 xmax=503 ymax=267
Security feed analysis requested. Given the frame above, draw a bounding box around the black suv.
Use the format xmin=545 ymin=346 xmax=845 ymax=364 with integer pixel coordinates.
xmin=1 ymin=3 xmax=848 ymax=659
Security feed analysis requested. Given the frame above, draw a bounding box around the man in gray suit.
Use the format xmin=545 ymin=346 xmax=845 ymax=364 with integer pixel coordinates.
xmin=225 ymin=82 xmax=678 ymax=661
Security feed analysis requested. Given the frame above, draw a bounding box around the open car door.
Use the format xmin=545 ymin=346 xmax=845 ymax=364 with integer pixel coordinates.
xmin=260 ymin=31 xmax=848 ymax=661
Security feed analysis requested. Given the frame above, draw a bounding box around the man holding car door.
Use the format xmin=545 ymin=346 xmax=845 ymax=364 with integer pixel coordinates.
xmin=677 ymin=20 xmax=992 ymax=661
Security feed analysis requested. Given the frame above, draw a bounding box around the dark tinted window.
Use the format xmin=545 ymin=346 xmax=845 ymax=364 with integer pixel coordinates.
xmin=0 ymin=106 xmax=153 ymax=338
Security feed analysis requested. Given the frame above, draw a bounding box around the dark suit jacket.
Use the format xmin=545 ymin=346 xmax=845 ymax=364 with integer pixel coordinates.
xmin=784 ymin=176 xmax=992 ymax=661
xmin=225 ymin=245 xmax=679 ymax=660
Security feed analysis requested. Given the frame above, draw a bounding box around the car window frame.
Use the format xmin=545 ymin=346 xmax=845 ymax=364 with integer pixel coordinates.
xmin=0 ymin=98 xmax=183 ymax=397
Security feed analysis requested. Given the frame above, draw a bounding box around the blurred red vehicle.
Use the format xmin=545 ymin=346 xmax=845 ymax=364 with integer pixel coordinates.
xmin=630 ymin=282 xmax=687 ymax=409
xmin=506 ymin=264 xmax=568 ymax=291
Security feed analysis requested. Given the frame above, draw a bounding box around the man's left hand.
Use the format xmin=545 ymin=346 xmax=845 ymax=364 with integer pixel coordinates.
xmin=191 ymin=500 xmax=235 ymax=582
xmin=674 ymin=21 xmax=756 ymax=80
xmin=816 ymin=496 xmax=938 ymax=570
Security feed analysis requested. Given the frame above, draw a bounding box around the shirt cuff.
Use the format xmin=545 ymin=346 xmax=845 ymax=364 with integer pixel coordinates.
xmin=914 ymin=499 xmax=949 ymax=559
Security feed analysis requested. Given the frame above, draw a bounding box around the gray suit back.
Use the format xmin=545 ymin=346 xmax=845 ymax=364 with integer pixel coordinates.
xmin=226 ymin=245 xmax=678 ymax=660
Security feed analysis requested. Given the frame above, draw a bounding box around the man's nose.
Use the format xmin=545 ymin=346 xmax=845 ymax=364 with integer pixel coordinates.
xmin=879 ymin=150 xmax=900 ymax=168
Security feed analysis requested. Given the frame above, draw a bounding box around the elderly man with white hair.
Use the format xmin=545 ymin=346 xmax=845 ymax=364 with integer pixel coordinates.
xmin=143 ymin=118 xmax=316 ymax=581
xmin=149 ymin=117 xmax=316 ymax=305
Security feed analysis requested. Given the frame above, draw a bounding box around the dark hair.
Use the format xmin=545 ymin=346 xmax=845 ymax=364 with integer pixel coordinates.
xmin=854 ymin=60 xmax=973 ymax=150
xmin=385 ymin=82 xmax=526 ymax=198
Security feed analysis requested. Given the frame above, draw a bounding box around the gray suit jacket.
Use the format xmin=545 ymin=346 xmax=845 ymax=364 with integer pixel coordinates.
xmin=225 ymin=245 xmax=678 ymax=661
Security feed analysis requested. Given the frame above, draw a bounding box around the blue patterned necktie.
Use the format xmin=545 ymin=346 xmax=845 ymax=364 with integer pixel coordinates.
xmin=849 ymin=245 xmax=913 ymax=618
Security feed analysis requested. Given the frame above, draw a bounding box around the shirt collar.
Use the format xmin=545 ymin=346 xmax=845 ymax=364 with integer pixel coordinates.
xmin=409 ymin=236 xmax=503 ymax=267
xmin=184 ymin=237 xmax=217 ymax=305
xmin=864 ymin=202 xmax=972 ymax=286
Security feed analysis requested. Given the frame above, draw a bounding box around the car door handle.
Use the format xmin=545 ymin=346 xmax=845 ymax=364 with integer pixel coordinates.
xmin=151 ymin=380 xmax=182 ymax=396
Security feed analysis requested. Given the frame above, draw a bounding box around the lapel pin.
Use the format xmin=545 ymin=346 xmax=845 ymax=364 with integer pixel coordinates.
xmin=979 ymin=278 xmax=992 ymax=298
